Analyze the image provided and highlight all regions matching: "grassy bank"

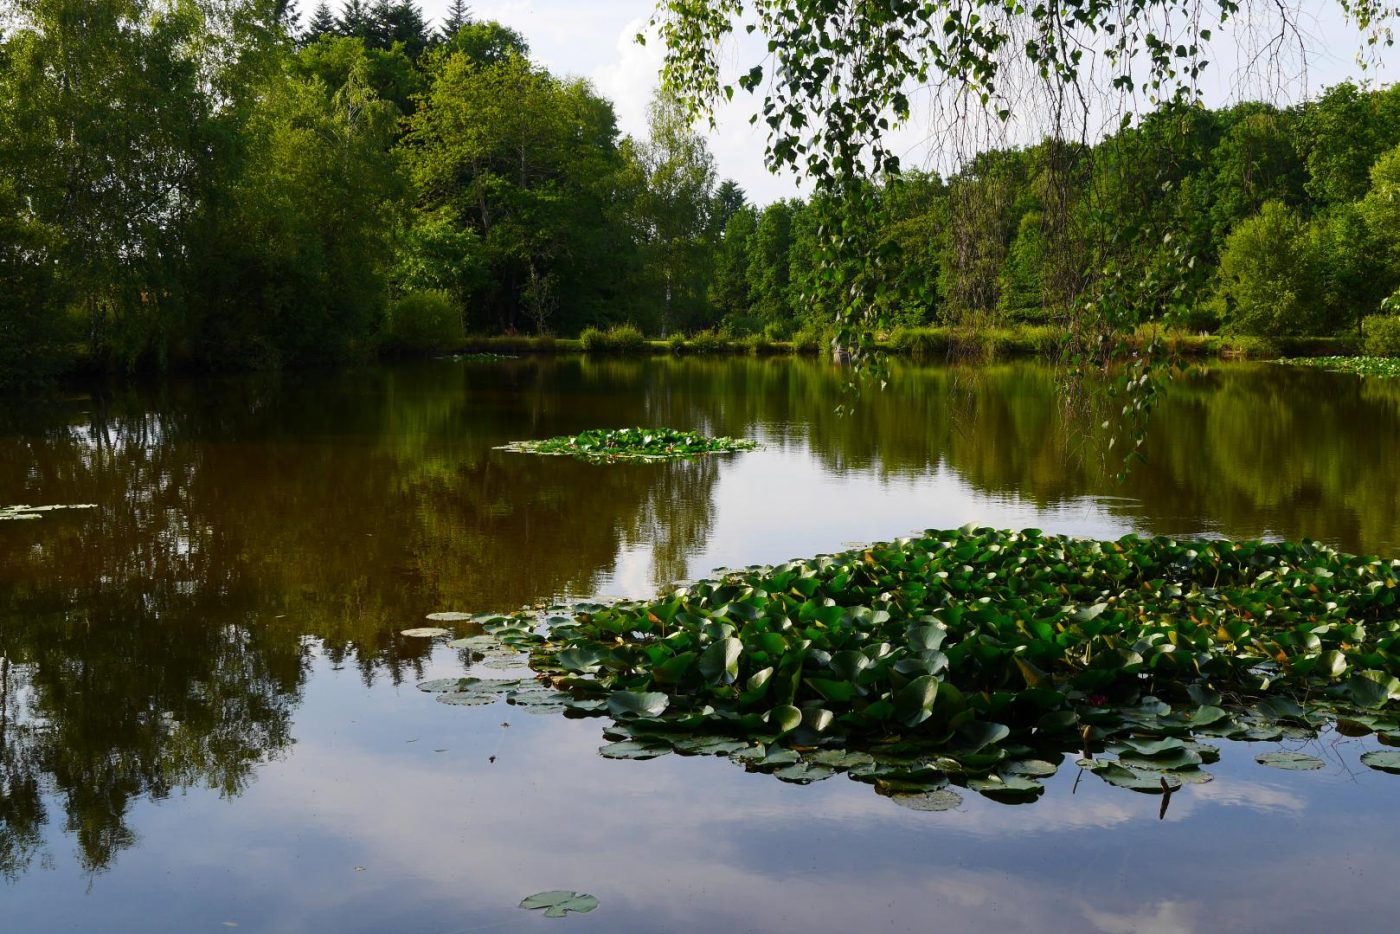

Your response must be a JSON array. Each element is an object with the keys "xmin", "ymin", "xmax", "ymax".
[{"xmin": 448, "ymin": 326, "xmax": 1363, "ymax": 362}]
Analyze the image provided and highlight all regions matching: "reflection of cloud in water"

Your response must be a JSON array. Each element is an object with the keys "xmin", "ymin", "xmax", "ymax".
[
  {"xmin": 1084, "ymin": 900, "xmax": 1197, "ymax": 934},
  {"xmin": 223, "ymin": 673, "xmax": 1318, "ymax": 933},
  {"xmin": 1185, "ymin": 777, "xmax": 1305, "ymax": 815}
]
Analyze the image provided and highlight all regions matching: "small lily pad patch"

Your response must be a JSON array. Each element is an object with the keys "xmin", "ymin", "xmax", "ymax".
[
  {"xmin": 400, "ymin": 627, "xmax": 452, "ymax": 639},
  {"xmin": 498, "ymin": 427, "xmax": 758, "ymax": 463},
  {"xmin": 1255, "ymin": 751, "xmax": 1326, "ymax": 771},
  {"xmin": 1, "ymin": 503, "xmax": 97, "ymax": 522},
  {"xmin": 1360, "ymin": 750, "xmax": 1400, "ymax": 773},
  {"xmin": 425, "ymin": 611, "xmax": 473, "ymax": 622},
  {"xmin": 519, "ymin": 891, "xmax": 598, "ymax": 918}
]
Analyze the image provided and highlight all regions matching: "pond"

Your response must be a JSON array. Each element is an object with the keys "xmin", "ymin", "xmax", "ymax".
[{"xmin": 2, "ymin": 356, "xmax": 1398, "ymax": 932}]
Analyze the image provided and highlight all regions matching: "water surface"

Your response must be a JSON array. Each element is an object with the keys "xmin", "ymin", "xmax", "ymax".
[{"xmin": 2, "ymin": 356, "xmax": 1398, "ymax": 932}]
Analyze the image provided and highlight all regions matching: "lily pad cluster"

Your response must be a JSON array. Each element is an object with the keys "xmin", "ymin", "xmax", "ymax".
[
  {"xmin": 430, "ymin": 528, "xmax": 1400, "ymax": 804},
  {"xmin": 1, "ymin": 503, "xmax": 97, "ymax": 522},
  {"xmin": 1279, "ymin": 356, "xmax": 1400, "ymax": 378},
  {"xmin": 497, "ymin": 427, "xmax": 758, "ymax": 463}
]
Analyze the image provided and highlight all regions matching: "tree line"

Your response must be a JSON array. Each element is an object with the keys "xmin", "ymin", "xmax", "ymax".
[{"xmin": 3, "ymin": 1, "xmax": 1399, "ymax": 390}]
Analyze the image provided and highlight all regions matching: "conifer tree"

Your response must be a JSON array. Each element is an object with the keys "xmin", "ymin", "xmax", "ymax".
[
  {"xmin": 438, "ymin": 0, "xmax": 470, "ymax": 43},
  {"xmin": 336, "ymin": 0, "xmax": 372, "ymax": 39},
  {"xmin": 304, "ymin": 1, "xmax": 335, "ymax": 41}
]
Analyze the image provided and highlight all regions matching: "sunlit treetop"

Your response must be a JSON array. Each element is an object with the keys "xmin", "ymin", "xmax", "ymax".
[{"xmin": 649, "ymin": 1, "xmax": 1398, "ymax": 189}]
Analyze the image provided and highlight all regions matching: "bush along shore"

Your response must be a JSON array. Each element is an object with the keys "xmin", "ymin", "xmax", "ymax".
[
  {"xmin": 419, "ymin": 527, "xmax": 1400, "ymax": 807},
  {"xmin": 448, "ymin": 326, "xmax": 1364, "ymax": 363}
]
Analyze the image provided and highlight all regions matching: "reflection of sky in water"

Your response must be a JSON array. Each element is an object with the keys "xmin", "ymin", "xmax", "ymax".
[
  {"xmin": 600, "ymin": 445, "xmax": 1146, "ymax": 599},
  {"xmin": 8, "ymin": 648, "xmax": 1400, "ymax": 933},
  {"xmin": 5, "ymin": 357, "xmax": 1400, "ymax": 931}
]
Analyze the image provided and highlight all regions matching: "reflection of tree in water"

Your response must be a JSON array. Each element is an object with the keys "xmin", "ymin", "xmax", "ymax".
[
  {"xmin": 3, "ymin": 356, "xmax": 1400, "ymax": 876},
  {"xmin": 0, "ymin": 362, "xmax": 723, "ymax": 874}
]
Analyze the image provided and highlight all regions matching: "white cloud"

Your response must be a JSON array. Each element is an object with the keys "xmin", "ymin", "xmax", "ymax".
[{"xmin": 414, "ymin": 1, "xmax": 1392, "ymax": 205}]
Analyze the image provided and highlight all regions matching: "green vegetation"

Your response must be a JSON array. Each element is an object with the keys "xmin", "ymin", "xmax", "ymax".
[
  {"xmin": 519, "ymin": 892, "xmax": 600, "ymax": 919},
  {"xmin": 381, "ymin": 290, "xmax": 463, "ymax": 355},
  {"xmin": 1363, "ymin": 316, "xmax": 1400, "ymax": 357},
  {"xmin": 499, "ymin": 428, "xmax": 758, "ymax": 463},
  {"xmin": 1279, "ymin": 356, "xmax": 1400, "ymax": 378},
  {"xmin": 4, "ymin": 3, "xmax": 1399, "ymax": 390},
  {"xmin": 431, "ymin": 527, "xmax": 1400, "ymax": 803},
  {"xmin": 578, "ymin": 325, "xmax": 647, "ymax": 355}
]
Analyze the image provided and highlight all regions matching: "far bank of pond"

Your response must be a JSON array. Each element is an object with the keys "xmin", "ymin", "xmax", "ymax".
[{"xmin": 2, "ymin": 355, "xmax": 1399, "ymax": 933}]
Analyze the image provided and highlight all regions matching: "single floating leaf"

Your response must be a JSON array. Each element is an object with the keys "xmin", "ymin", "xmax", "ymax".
[
  {"xmin": 400, "ymin": 627, "xmax": 451, "ymax": 638},
  {"xmin": 1255, "ymin": 751, "xmax": 1325, "ymax": 771},
  {"xmin": 519, "ymin": 890, "xmax": 599, "ymax": 918},
  {"xmin": 1359, "ymin": 750, "xmax": 1400, "ymax": 774}
]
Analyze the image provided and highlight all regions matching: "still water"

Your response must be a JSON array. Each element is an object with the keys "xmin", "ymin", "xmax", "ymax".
[{"xmin": 1, "ymin": 356, "xmax": 1398, "ymax": 932}]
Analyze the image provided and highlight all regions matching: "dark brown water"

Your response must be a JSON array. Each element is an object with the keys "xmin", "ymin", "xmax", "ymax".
[{"xmin": 1, "ymin": 356, "xmax": 1398, "ymax": 932}]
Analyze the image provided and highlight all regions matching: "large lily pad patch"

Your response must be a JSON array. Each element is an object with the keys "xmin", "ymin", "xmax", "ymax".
[
  {"xmin": 497, "ymin": 427, "xmax": 758, "ymax": 463},
  {"xmin": 430, "ymin": 527, "xmax": 1400, "ymax": 803}
]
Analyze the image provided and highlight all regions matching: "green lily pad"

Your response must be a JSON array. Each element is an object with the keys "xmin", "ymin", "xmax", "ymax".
[
  {"xmin": 519, "ymin": 890, "xmax": 599, "ymax": 918},
  {"xmin": 436, "ymin": 691, "xmax": 500, "ymax": 706},
  {"xmin": 886, "ymin": 788, "xmax": 963, "ymax": 811},
  {"xmin": 448, "ymin": 636, "xmax": 500, "ymax": 650},
  {"xmin": 599, "ymin": 740, "xmax": 671, "ymax": 760},
  {"xmin": 772, "ymin": 761, "xmax": 836, "ymax": 783},
  {"xmin": 1091, "ymin": 763, "xmax": 1182, "ymax": 793},
  {"xmin": 425, "ymin": 612, "xmax": 473, "ymax": 622},
  {"xmin": 607, "ymin": 691, "xmax": 669, "ymax": 719},
  {"xmin": 401, "ymin": 627, "xmax": 451, "ymax": 638},
  {"xmin": 1359, "ymin": 749, "xmax": 1400, "ymax": 774},
  {"xmin": 1002, "ymin": 758, "xmax": 1059, "ymax": 778},
  {"xmin": 417, "ymin": 678, "xmax": 479, "ymax": 693},
  {"xmin": 967, "ymin": 774, "xmax": 1045, "ymax": 802},
  {"xmin": 1255, "ymin": 751, "xmax": 1325, "ymax": 771}
]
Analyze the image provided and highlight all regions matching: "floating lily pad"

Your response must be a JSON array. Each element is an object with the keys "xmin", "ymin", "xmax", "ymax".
[
  {"xmin": 401, "ymin": 627, "xmax": 451, "ymax": 638},
  {"xmin": 436, "ymin": 691, "xmax": 500, "ymax": 706},
  {"xmin": 1359, "ymin": 750, "xmax": 1400, "ymax": 774},
  {"xmin": 425, "ymin": 612, "xmax": 473, "ymax": 622},
  {"xmin": 1255, "ymin": 751, "xmax": 1325, "ymax": 771},
  {"xmin": 599, "ymin": 740, "xmax": 671, "ymax": 760},
  {"xmin": 772, "ymin": 761, "xmax": 836, "ymax": 783},
  {"xmin": 607, "ymin": 691, "xmax": 669, "ymax": 719},
  {"xmin": 448, "ymin": 636, "xmax": 499, "ymax": 650},
  {"xmin": 499, "ymin": 427, "xmax": 758, "ymax": 463},
  {"xmin": 417, "ymin": 678, "xmax": 480, "ymax": 693},
  {"xmin": 967, "ymin": 774, "xmax": 1045, "ymax": 802},
  {"xmin": 519, "ymin": 891, "xmax": 599, "ymax": 918},
  {"xmin": 886, "ymin": 788, "xmax": 963, "ymax": 811}
]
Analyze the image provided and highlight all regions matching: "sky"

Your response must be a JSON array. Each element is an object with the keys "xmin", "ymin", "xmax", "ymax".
[{"xmin": 411, "ymin": 1, "xmax": 1395, "ymax": 205}]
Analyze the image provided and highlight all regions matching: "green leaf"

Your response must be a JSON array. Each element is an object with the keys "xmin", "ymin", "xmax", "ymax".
[
  {"xmin": 768, "ymin": 705, "xmax": 802, "ymax": 733},
  {"xmin": 1360, "ymin": 750, "xmax": 1400, "ymax": 774},
  {"xmin": 699, "ymin": 637, "xmax": 743, "ymax": 683},
  {"xmin": 894, "ymin": 675, "xmax": 939, "ymax": 727},
  {"xmin": 1255, "ymin": 751, "xmax": 1325, "ymax": 771},
  {"xmin": 607, "ymin": 691, "xmax": 670, "ymax": 719},
  {"xmin": 519, "ymin": 891, "xmax": 599, "ymax": 918}
]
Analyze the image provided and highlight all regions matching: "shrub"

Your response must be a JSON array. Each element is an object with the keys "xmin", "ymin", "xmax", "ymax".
[
  {"xmin": 744, "ymin": 333, "xmax": 776, "ymax": 355},
  {"xmin": 1215, "ymin": 201, "xmax": 1327, "ymax": 337},
  {"xmin": 382, "ymin": 290, "xmax": 463, "ymax": 355},
  {"xmin": 579, "ymin": 324, "xmax": 646, "ymax": 354},
  {"xmin": 889, "ymin": 326, "xmax": 951, "ymax": 359},
  {"xmin": 1363, "ymin": 315, "xmax": 1400, "ymax": 357},
  {"xmin": 791, "ymin": 320, "xmax": 830, "ymax": 355},
  {"xmin": 687, "ymin": 330, "xmax": 733, "ymax": 354},
  {"xmin": 667, "ymin": 332, "xmax": 687, "ymax": 354}
]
